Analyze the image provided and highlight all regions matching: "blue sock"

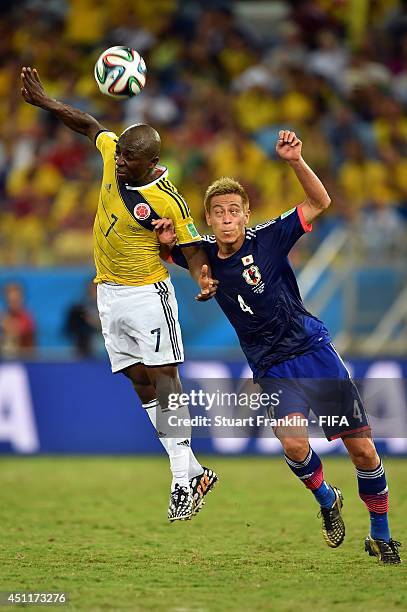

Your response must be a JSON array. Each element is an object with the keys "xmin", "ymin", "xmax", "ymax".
[
  {"xmin": 357, "ymin": 461, "xmax": 390, "ymax": 542},
  {"xmin": 370, "ymin": 512, "xmax": 391, "ymax": 542},
  {"xmin": 312, "ymin": 481, "xmax": 336, "ymax": 508},
  {"xmin": 285, "ymin": 447, "xmax": 335, "ymax": 508}
]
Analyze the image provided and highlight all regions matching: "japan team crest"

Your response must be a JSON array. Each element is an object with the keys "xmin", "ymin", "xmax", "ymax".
[
  {"xmin": 242, "ymin": 265, "xmax": 262, "ymax": 286},
  {"xmin": 133, "ymin": 203, "xmax": 151, "ymax": 220}
]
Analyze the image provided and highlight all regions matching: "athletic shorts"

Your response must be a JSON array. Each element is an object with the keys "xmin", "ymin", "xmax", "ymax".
[
  {"xmin": 256, "ymin": 343, "xmax": 370, "ymax": 441},
  {"xmin": 97, "ymin": 278, "xmax": 184, "ymax": 372}
]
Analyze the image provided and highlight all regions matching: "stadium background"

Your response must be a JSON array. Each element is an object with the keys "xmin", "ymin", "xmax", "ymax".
[
  {"xmin": 2, "ymin": 3, "xmax": 407, "ymax": 611},
  {"xmin": 0, "ymin": 0, "xmax": 406, "ymax": 456}
]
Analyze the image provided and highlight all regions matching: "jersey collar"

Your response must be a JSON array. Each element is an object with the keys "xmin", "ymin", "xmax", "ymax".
[
  {"xmin": 124, "ymin": 166, "xmax": 168, "ymax": 191},
  {"xmin": 216, "ymin": 230, "xmax": 249, "ymax": 261}
]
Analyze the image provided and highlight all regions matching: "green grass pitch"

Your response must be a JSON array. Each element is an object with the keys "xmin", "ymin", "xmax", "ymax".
[{"xmin": 1, "ymin": 456, "xmax": 406, "ymax": 611}]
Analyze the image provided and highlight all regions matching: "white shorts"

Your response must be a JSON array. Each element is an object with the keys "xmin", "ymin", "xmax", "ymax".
[{"xmin": 97, "ymin": 277, "xmax": 184, "ymax": 372}]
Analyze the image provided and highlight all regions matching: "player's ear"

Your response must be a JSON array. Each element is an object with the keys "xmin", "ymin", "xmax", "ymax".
[
  {"xmin": 205, "ymin": 209, "xmax": 212, "ymax": 226},
  {"xmin": 244, "ymin": 209, "xmax": 250, "ymax": 225},
  {"xmin": 149, "ymin": 155, "xmax": 159, "ymax": 167}
]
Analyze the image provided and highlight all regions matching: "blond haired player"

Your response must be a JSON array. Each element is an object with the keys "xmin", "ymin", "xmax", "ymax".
[
  {"xmin": 161, "ymin": 131, "xmax": 401, "ymax": 563},
  {"xmin": 21, "ymin": 66, "xmax": 218, "ymax": 521}
]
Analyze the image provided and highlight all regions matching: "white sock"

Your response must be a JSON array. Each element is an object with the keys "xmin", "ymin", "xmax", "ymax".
[
  {"xmin": 166, "ymin": 437, "xmax": 190, "ymax": 490},
  {"xmin": 143, "ymin": 399, "xmax": 202, "ymax": 487},
  {"xmin": 188, "ymin": 449, "xmax": 204, "ymax": 479}
]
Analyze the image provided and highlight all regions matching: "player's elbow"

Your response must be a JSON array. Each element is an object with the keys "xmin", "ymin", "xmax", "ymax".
[
  {"xmin": 321, "ymin": 195, "xmax": 331, "ymax": 210},
  {"xmin": 159, "ymin": 247, "xmax": 173, "ymax": 263},
  {"xmin": 310, "ymin": 195, "xmax": 331, "ymax": 212}
]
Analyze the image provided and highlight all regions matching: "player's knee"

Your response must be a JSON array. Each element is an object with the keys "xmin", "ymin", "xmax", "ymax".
[
  {"xmin": 147, "ymin": 364, "xmax": 179, "ymax": 382},
  {"xmin": 147, "ymin": 365, "xmax": 182, "ymax": 398},
  {"xmin": 154, "ymin": 366, "xmax": 181, "ymax": 388},
  {"xmin": 345, "ymin": 436, "xmax": 379, "ymax": 469},
  {"xmin": 281, "ymin": 438, "xmax": 309, "ymax": 462},
  {"xmin": 157, "ymin": 365, "xmax": 180, "ymax": 379}
]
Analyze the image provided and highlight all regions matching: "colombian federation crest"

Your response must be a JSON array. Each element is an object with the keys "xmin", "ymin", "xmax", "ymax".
[
  {"xmin": 242, "ymin": 265, "xmax": 262, "ymax": 286},
  {"xmin": 133, "ymin": 203, "xmax": 151, "ymax": 220}
]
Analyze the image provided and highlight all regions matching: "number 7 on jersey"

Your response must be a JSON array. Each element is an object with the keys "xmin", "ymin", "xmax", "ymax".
[{"xmin": 105, "ymin": 213, "xmax": 118, "ymax": 237}]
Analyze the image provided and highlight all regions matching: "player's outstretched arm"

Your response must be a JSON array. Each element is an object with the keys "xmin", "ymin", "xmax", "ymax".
[
  {"xmin": 21, "ymin": 67, "xmax": 106, "ymax": 142},
  {"xmin": 179, "ymin": 245, "xmax": 218, "ymax": 301},
  {"xmin": 153, "ymin": 218, "xmax": 218, "ymax": 301},
  {"xmin": 276, "ymin": 129, "xmax": 331, "ymax": 224}
]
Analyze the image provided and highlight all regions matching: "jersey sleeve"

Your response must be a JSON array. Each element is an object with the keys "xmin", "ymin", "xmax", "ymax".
[
  {"xmin": 95, "ymin": 130, "xmax": 118, "ymax": 160},
  {"xmin": 168, "ymin": 236, "xmax": 213, "ymax": 269},
  {"xmin": 169, "ymin": 244, "xmax": 189, "ymax": 269},
  {"xmin": 162, "ymin": 189, "xmax": 202, "ymax": 246},
  {"xmin": 255, "ymin": 206, "xmax": 312, "ymax": 255},
  {"xmin": 173, "ymin": 215, "xmax": 202, "ymax": 246}
]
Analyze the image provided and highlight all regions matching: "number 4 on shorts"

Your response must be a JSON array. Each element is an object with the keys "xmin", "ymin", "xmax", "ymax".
[{"xmin": 353, "ymin": 399, "xmax": 363, "ymax": 422}]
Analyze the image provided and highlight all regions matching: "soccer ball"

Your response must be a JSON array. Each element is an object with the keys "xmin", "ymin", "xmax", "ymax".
[{"xmin": 94, "ymin": 46, "xmax": 147, "ymax": 98}]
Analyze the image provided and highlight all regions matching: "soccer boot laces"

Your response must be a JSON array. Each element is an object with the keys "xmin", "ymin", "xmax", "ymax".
[
  {"xmin": 365, "ymin": 535, "xmax": 402, "ymax": 564},
  {"xmin": 190, "ymin": 467, "xmax": 218, "ymax": 517},
  {"xmin": 168, "ymin": 483, "xmax": 193, "ymax": 522},
  {"xmin": 319, "ymin": 486, "xmax": 345, "ymax": 548}
]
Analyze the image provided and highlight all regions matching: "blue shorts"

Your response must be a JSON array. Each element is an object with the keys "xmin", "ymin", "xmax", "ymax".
[{"xmin": 256, "ymin": 343, "xmax": 370, "ymax": 441}]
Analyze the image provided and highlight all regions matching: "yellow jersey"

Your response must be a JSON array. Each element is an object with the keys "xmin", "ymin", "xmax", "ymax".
[{"xmin": 93, "ymin": 130, "xmax": 201, "ymax": 285}]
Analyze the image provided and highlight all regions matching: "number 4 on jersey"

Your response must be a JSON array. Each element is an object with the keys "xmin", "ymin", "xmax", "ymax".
[{"xmin": 238, "ymin": 294, "xmax": 254, "ymax": 315}]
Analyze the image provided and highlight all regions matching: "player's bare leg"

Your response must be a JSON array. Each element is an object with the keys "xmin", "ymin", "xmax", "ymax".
[
  {"xmin": 146, "ymin": 364, "xmax": 219, "ymax": 519},
  {"xmin": 342, "ymin": 433, "xmax": 401, "ymax": 564},
  {"xmin": 123, "ymin": 363, "xmax": 218, "ymax": 520},
  {"xmin": 127, "ymin": 364, "xmax": 205, "ymax": 484},
  {"xmin": 123, "ymin": 363, "xmax": 193, "ymax": 520},
  {"xmin": 275, "ymin": 414, "xmax": 345, "ymax": 548}
]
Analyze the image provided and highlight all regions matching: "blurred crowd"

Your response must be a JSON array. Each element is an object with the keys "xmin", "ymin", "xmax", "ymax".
[
  {"xmin": 0, "ymin": 278, "xmax": 101, "ymax": 358},
  {"xmin": 0, "ymin": 282, "xmax": 35, "ymax": 357},
  {"xmin": 1, "ymin": 0, "xmax": 407, "ymax": 266}
]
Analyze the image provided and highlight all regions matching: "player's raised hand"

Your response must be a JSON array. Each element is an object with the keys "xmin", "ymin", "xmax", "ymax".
[
  {"xmin": 276, "ymin": 130, "xmax": 302, "ymax": 162},
  {"xmin": 196, "ymin": 264, "xmax": 218, "ymax": 301},
  {"xmin": 21, "ymin": 67, "xmax": 50, "ymax": 108},
  {"xmin": 152, "ymin": 218, "xmax": 177, "ymax": 246}
]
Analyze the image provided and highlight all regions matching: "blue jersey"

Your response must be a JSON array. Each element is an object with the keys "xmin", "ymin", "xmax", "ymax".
[{"xmin": 170, "ymin": 207, "xmax": 331, "ymax": 377}]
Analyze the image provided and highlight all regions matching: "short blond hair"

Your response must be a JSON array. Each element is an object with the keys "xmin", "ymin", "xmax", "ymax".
[{"xmin": 204, "ymin": 177, "xmax": 249, "ymax": 213}]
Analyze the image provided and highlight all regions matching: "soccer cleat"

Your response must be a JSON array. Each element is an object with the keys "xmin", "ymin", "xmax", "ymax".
[
  {"xmin": 365, "ymin": 535, "xmax": 402, "ymax": 564},
  {"xmin": 319, "ymin": 486, "xmax": 345, "ymax": 548},
  {"xmin": 168, "ymin": 484, "xmax": 193, "ymax": 522},
  {"xmin": 190, "ymin": 467, "xmax": 218, "ymax": 516}
]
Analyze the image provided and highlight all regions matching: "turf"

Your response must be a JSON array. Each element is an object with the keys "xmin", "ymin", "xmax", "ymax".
[{"xmin": 0, "ymin": 456, "xmax": 406, "ymax": 612}]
